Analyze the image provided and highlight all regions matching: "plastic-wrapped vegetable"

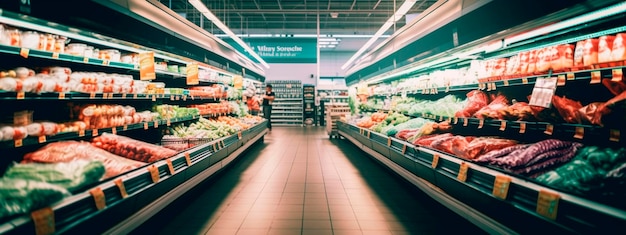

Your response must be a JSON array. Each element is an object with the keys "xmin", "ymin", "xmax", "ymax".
[
  {"xmin": 4, "ymin": 160, "xmax": 105, "ymax": 192},
  {"xmin": 384, "ymin": 117, "xmax": 431, "ymax": 136},
  {"xmin": 0, "ymin": 178, "xmax": 70, "ymax": 220},
  {"xmin": 535, "ymin": 160, "xmax": 602, "ymax": 194},
  {"xmin": 23, "ymin": 141, "xmax": 145, "ymax": 178},
  {"xmin": 92, "ymin": 133, "xmax": 177, "ymax": 163},
  {"xmin": 455, "ymin": 90, "xmax": 489, "ymax": 117}
]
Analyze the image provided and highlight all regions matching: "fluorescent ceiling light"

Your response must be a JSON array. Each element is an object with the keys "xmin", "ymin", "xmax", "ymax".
[
  {"xmin": 188, "ymin": 0, "xmax": 270, "ymax": 69},
  {"xmin": 506, "ymin": 1, "xmax": 626, "ymax": 45},
  {"xmin": 341, "ymin": 0, "xmax": 417, "ymax": 70},
  {"xmin": 214, "ymin": 34, "xmax": 390, "ymax": 39}
]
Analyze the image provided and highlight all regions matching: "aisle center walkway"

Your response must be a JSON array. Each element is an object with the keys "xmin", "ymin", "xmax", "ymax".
[{"xmin": 135, "ymin": 127, "xmax": 484, "ymax": 235}]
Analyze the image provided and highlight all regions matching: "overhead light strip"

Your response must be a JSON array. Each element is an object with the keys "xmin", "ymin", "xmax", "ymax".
[
  {"xmin": 213, "ymin": 34, "xmax": 391, "ymax": 38},
  {"xmin": 341, "ymin": 0, "xmax": 417, "ymax": 70},
  {"xmin": 188, "ymin": 0, "xmax": 270, "ymax": 69},
  {"xmin": 505, "ymin": 1, "xmax": 626, "ymax": 45}
]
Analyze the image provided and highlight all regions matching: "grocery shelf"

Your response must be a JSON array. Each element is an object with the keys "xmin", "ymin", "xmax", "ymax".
[
  {"xmin": 0, "ymin": 121, "xmax": 268, "ymax": 235},
  {"xmin": 0, "ymin": 91, "xmax": 221, "ymax": 102},
  {"xmin": 271, "ymin": 106, "xmax": 303, "ymax": 110},
  {"xmin": 337, "ymin": 122, "xmax": 626, "ymax": 234},
  {"xmin": 0, "ymin": 116, "xmax": 199, "ymax": 149},
  {"xmin": 369, "ymin": 66, "xmax": 624, "ymax": 98},
  {"xmin": 0, "ymin": 44, "xmax": 190, "ymax": 78},
  {"xmin": 274, "ymin": 98, "xmax": 303, "ymax": 101},
  {"xmin": 270, "ymin": 115, "xmax": 303, "ymax": 119},
  {"xmin": 270, "ymin": 111, "xmax": 302, "ymax": 114}
]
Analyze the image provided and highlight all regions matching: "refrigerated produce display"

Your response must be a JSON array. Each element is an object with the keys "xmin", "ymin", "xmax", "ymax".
[
  {"xmin": 338, "ymin": 0, "xmax": 626, "ymax": 234},
  {"xmin": 0, "ymin": 1, "xmax": 268, "ymax": 234}
]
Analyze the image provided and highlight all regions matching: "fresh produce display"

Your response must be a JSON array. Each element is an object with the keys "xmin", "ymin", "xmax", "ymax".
[
  {"xmin": 0, "ymin": 178, "xmax": 70, "ymax": 220},
  {"xmin": 0, "ymin": 125, "xmax": 28, "ymax": 141},
  {"xmin": 188, "ymin": 85, "xmax": 226, "ymax": 98},
  {"xmin": 92, "ymin": 133, "xmax": 178, "ymax": 163},
  {"xmin": 455, "ymin": 90, "xmax": 490, "ymax": 118},
  {"xmin": 382, "ymin": 117, "xmax": 430, "ymax": 137},
  {"xmin": 154, "ymin": 105, "xmax": 199, "ymax": 120},
  {"xmin": 4, "ymin": 160, "xmax": 105, "ymax": 192},
  {"xmin": 73, "ymin": 104, "xmax": 157, "ymax": 129},
  {"xmin": 536, "ymin": 146, "xmax": 626, "ymax": 194},
  {"xmin": 23, "ymin": 141, "xmax": 145, "ymax": 178},
  {"xmin": 474, "ymin": 139, "xmax": 582, "ymax": 176},
  {"xmin": 397, "ymin": 95, "xmax": 467, "ymax": 117},
  {"xmin": 162, "ymin": 116, "xmax": 263, "ymax": 150},
  {"xmin": 188, "ymin": 101, "xmax": 234, "ymax": 116}
]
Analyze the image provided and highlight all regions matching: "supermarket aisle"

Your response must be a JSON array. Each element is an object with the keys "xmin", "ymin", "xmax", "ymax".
[{"xmin": 134, "ymin": 127, "xmax": 485, "ymax": 235}]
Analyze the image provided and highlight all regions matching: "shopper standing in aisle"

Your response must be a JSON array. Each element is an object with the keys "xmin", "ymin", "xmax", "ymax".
[{"xmin": 262, "ymin": 84, "xmax": 275, "ymax": 132}]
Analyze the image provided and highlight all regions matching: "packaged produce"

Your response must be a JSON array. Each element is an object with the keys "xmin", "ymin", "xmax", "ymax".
[
  {"xmin": 552, "ymin": 95, "xmax": 583, "ymax": 123},
  {"xmin": 0, "ymin": 126, "xmax": 28, "ymax": 141},
  {"xmin": 583, "ymin": 38, "xmax": 599, "ymax": 67},
  {"xmin": 4, "ymin": 160, "xmax": 105, "ymax": 192},
  {"xmin": 383, "ymin": 117, "xmax": 431, "ymax": 136},
  {"xmin": 23, "ymin": 141, "xmax": 145, "ymax": 178},
  {"xmin": 473, "ymin": 93, "xmax": 510, "ymax": 119},
  {"xmin": 598, "ymin": 35, "xmax": 615, "ymax": 64},
  {"xmin": 455, "ymin": 90, "xmax": 489, "ymax": 117},
  {"xmin": 0, "ymin": 178, "xmax": 70, "ymax": 220},
  {"xmin": 611, "ymin": 33, "xmax": 626, "ymax": 62},
  {"xmin": 92, "ymin": 133, "xmax": 177, "ymax": 163},
  {"xmin": 602, "ymin": 78, "xmax": 626, "ymax": 96},
  {"xmin": 535, "ymin": 47, "xmax": 552, "ymax": 73},
  {"xmin": 412, "ymin": 133, "xmax": 453, "ymax": 147},
  {"xmin": 25, "ymin": 122, "xmax": 59, "ymax": 137},
  {"xmin": 459, "ymin": 138, "xmax": 519, "ymax": 160},
  {"xmin": 550, "ymin": 44, "xmax": 575, "ymax": 71},
  {"xmin": 527, "ymin": 50, "xmax": 538, "ymax": 74},
  {"xmin": 503, "ymin": 101, "xmax": 533, "ymax": 120}
]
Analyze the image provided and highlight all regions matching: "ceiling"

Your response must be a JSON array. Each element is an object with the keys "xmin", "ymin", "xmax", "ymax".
[{"xmin": 158, "ymin": 0, "xmax": 438, "ymax": 51}]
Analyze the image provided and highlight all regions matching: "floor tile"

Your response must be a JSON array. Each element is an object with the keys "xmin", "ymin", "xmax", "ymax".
[
  {"xmin": 302, "ymin": 211, "xmax": 331, "ymax": 220},
  {"xmin": 236, "ymin": 228, "xmax": 269, "ymax": 235},
  {"xmin": 273, "ymin": 211, "xmax": 304, "ymax": 220},
  {"xmin": 204, "ymin": 228, "xmax": 238, "ymax": 235},
  {"xmin": 331, "ymin": 219, "xmax": 361, "ymax": 230},
  {"xmin": 332, "ymin": 230, "xmax": 364, "ymax": 235},
  {"xmin": 267, "ymin": 229, "xmax": 302, "ymax": 235},
  {"xmin": 209, "ymin": 219, "xmax": 243, "ymax": 229},
  {"xmin": 302, "ymin": 220, "xmax": 332, "ymax": 229},
  {"xmin": 240, "ymin": 219, "xmax": 273, "ymax": 229},
  {"xmin": 270, "ymin": 219, "xmax": 302, "ymax": 229}
]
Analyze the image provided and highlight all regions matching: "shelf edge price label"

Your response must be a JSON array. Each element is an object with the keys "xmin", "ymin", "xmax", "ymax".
[
  {"xmin": 148, "ymin": 165, "xmax": 160, "ymax": 183},
  {"xmin": 38, "ymin": 135, "xmax": 46, "ymax": 143},
  {"xmin": 492, "ymin": 175, "xmax": 512, "ymax": 200},
  {"xmin": 83, "ymin": 57, "xmax": 89, "ymax": 63},
  {"xmin": 58, "ymin": 92, "xmax": 65, "ymax": 99},
  {"xmin": 154, "ymin": 120, "xmax": 159, "ymax": 128},
  {"xmin": 366, "ymin": 130, "xmax": 371, "ymax": 138},
  {"xmin": 31, "ymin": 207, "xmax": 55, "ymax": 235},
  {"xmin": 609, "ymin": 129, "xmax": 620, "ymax": 142},
  {"xmin": 573, "ymin": 126, "xmax": 585, "ymax": 139},
  {"xmin": 387, "ymin": 137, "xmax": 392, "ymax": 147},
  {"xmin": 151, "ymin": 95, "xmax": 157, "ymax": 102},
  {"xmin": 78, "ymin": 129, "xmax": 85, "ymax": 137},
  {"xmin": 92, "ymin": 129, "xmax": 98, "ymax": 137},
  {"xmin": 519, "ymin": 122, "xmax": 527, "ymax": 134},
  {"xmin": 238, "ymin": 131, "xmax": 242, "ymax": 139},
  {"xmin": 166, "ymin": 159, "xmax": 175, "ymax": 175},
  {"xmin": 14, "ymin": 139, "xmax": 23, "ymax": 147},
  {"xmin": 590, "ymin": 71, "xmax": 602, "ymax": 84},
  {"xmin": 492, "ymin": 82, "xmax": 497, "ymax": 90},
  {"xmin": 123, "ymin": 125, "xmax": 128, "ymax": 131},
  {"xmin": 499, "ymin": 120, "xmax": 507, "ymax": 131},
  {"xmin": 566, "ymin": 73, "xmax": 575, "ymax": 80},
  {"xmin": 114, "ymin": 178, "xmax": 128, "ymax": 198},
  {"xmin": 111, "ymin": 127, "xmax": 117, "ymax": 135},
  {"xmin": 457, "ymin": 162, "xmax": 469, "ymax": 182},
  {"xmin": 133, "ymin": 93, "xmax": 138, "ymax": 99},
  {"xmin": 89, "ymin": 187, "xmax": 107, "ymax": 210},
  {"xmin": 102, "ymin": 59, "xmax": 110, "ymax": 66},
  {"xmin": 121, "ymin": 93, "xmax": 127, "ymax": 99},
  {"xmin": 503, "ymin": 80, "xmax": 509, "ymax": 86},
  {"xmin": 402, "ymin": 144, "xmax": 407, "ymax": 154},
  {"xmin": 445, "ymin": 86, "xmax": 450, "ymax": 93},
  {"xmin": 544, "ymin": 124, "xmax": 554, "ymax": 135},
  {"xmin": 89, "ymin": 92, "xmax": 95, "ymax": 99},
  {"xmin": 185, "ymin": 152, "xmax": 192, "ymax": 166},
  {"xmin": 20, "ymin": 48, "xmax": 29, "ymax": 58},
  {"xmin": 432, "ymin": 154, "xmax": 439, "ymax": 168},
  {"xmin": 536, "ymin": 190, "xmax": 560, "ymax": 220},
  {"xmin": 52, "ymin": 52, "xmax": 59, "ymax": 59},
  {"xmin": 166, "ymin": 119, "xmax": 171, "ymax": 126},
  {"xmin": 139, "ymin": 51, "xmax": 156, "ymax": 80},
  {"xmin": 477, "ymin": 119, "xmax": 484, "ymax": 129},
  {"xmin": 612, "ymin": 69, "xmax": 623, "ymax": 82},
  {"xmin": 144, "ymin": 122, "xmax": 149, "ymax": 130},
  {"xmin": 463, "ymin": 118, "xmax": 468, "ymax": 127},
  {"xmin": 522, "ymin": 77, "xmax": 529, "ymax": 84},
  {"xmin": 17, "ymin": 91, "xmax": 25, "ymax": 100},
  {"xmin": 557, "ymin": 75, "xmax": 566, "ymax": 86},
  {"xmin": 453, "ymin": 117, "xmax": 458, "ymax": 124}
]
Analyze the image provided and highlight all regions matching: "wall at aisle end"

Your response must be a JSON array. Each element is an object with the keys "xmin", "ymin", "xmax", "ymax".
[{"xmin": 264, "ymin": 63, "xmax": 317, "ymax": 84}]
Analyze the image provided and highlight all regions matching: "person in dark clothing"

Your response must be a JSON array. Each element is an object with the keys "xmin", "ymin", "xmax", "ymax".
[{"xmin": 262, "ymin": 84, "xmax": 275, "ymax": 131}]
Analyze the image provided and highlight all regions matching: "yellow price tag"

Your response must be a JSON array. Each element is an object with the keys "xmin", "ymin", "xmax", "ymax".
[
  {"xmin": 402, "ymin": 144, "xmax": 407, "ymax": 154},
  {"xmin": 148, "ymin": 165, "xmax": 160, "ymax": 183},
  {"xmin": 557, "ymin": 75, "xmax": 566, "ymax": 86},
  {"xmin": 457, "ymin": 162, "xmax": 469, "ymax": 182},
  {"xmin": 166, "ymin": 119, "xmax": 171, "ymax": 126},
  {"xmin": 238, "ymin": 131, "xmax": 242, "ymax": 139},
  {"xmin": 52, "ymin": 52, "xmax": 59, "ymax": 59},
  {"xmin": 114, "ymin": 178, "xmax": 128, "ymax": 198},
  {"xmin": 122, "ymin": 93, "xmax": 127, "ymax": 99},
  {"xmin": 92, "ymin": 129, "xmax": 99, "ymax": 137},
  {"xmin": 499, "ymin": 121, "xmax": 507, "ymax": 131},
  {"xmin": 152, "ymin": 95, "xmax": 157, "ymax": 102},
  {"xmin": 14, "ymin": 139, "xmax": 23, "ymax": 147},
  {"xmin": 83, "ymin": 57, "xmax": 89, "ymax": 63},
  {"xmin": 185, "ymin": 152, "xmax": 192, "ymax": 166},
  {"xmin": 387, "ymin": 137, "xmax": 392, "ymax": 147},
  {"xmin": 111, "ymin": 127, "xmax": 117, "ymax": 135},
  {"xmin": 123, "ymin": 125, "xmax": 128, "ymax": 131},
  {"xmin": 609, "ymin": 129, "xmax": 620, "ymax": 142},
  {"xmin": 566, "ymin": 73, "xmax": 575, "ymax": 80},
  {"xmin": 58, "ymin": 92, "xmax": 65, "ymax": 99},
  {"xmin": 102, "ymin": 59, "xmax": 110, "ymax": 66},
  {"xmin": 544, "ymin": 124, "xmax": 554, "ymax": 135},
  {"xmin": 432, "ymin": 154, "xmax": 439, "ymax": 168},
  {"xmin": 38, "ymin": 135, "xmax": 46, "ymax": 143},
  {"xmin": 154, "ymin": 120, "xmax": 159, "ymax": 128},
  {"xmin": 89, "ymin": 92, "xmax": 96, "ymax": 99},
  {"xmin": 20, "ymin": 48, "xmax": 30, "ymax": 58},
  {"xmin": 453, "ymin": 117, "xmax": 458, "ymax": 124},
  {"xmin": 166, "ymin": 159, "xmax": 175, "ymax": 175},
  {"xmin": 478, "ymin": 119, "xmax": 484, "ymax": 129},
  {"xmin": 144, "ymin": 122, "xmax": 149, "ymax": 130},
  {"xmin": 31, "ymin": 207, "xmax": 55, "ymax": 235},
  {"xmin": 17, "ymin": 91, "xmax": 25, "ymax": 100},
  {"xmin": 492, "ymin": 175, "xmax": 512, "ymax": 200},
  {"xmin": 503, "ymin": 80, "xmax": 509, "ymax": 86},
  {"xmin": 463, "ymin": 118, "xmax": 469, "ymax": 127},
  {"xmin": 590, "ymin": 71, "xmax": 601, "ymax": 84},
  {"xmin": 519, "ymin": 122, "xmax": 527, "ymax": 134},
  {"xmin": 522, "ymin": 77, "xmax": 529, "ymax": 84},
  {"xmin": 536, "ymin": 190, "xmax": 560, "ymax": 220},
  {"xmin": 79, "ymin": 130, "xmax": 85, "ymax": 137},
  {"xmin": 612, "ymin": 69, "xmax": 623, "ymax": 82},
  {"xmin": 89, "ymin": 187, "xmax": 107, "ymax": 210},
  {"xmin": 573, "ymin": 126, "xmax": 585, "ymax": 139}
]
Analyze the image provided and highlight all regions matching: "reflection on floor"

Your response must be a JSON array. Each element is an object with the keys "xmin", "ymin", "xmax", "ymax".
[{"xmin": 132, "ymin": 126, "xmax": 486, "ymax": 235}]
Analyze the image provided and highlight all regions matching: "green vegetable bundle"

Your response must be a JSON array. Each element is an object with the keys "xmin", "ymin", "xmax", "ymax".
[
  {"xmin": 4, "ymin": 160, "xmax": 106, "ymax": 192},
  {"xmin": 0, "ymin": 178, "xmax": 70, "ymax": 219},
  {"xmin": 384, "ymin": 118, "xmax": 432, "ymax": 136}
]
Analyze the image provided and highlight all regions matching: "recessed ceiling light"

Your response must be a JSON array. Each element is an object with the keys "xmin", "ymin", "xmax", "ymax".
[{"xmin": 330, "ymin": 13, "xmax": 339, "ymax": 18}]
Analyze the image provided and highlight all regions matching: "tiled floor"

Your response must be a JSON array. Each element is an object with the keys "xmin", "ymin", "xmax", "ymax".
[{"xmin": 133, "ymin": 127, "xmax": 485, "ymax": 235}]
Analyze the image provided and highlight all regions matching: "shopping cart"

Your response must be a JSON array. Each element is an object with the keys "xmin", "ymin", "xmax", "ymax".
[{"xmin": 325, "ymin": 103, "xmax": 350, "ymax": 139}]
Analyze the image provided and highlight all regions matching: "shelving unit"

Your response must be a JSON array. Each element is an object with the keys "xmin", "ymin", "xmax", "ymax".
[
  {"xmin": 0, "ymin": 2, "xmax": 266, "ymax": 234},
  {"xmin": 266, "ymin": 80, "xmax": 303, "ymax": 126}
]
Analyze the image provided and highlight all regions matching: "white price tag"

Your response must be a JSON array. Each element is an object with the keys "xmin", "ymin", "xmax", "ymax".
[{"xmin": 529, "ymin": 77, "xmax": 558, "ymax": 108}]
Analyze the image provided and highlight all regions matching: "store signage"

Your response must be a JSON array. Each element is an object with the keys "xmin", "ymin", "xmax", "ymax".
[
  {"xmin": 224, "ymin": 38, "xmax": 317, "ymax": 63},
  {"xmin": 139, "ymin": 52, "xmax": 156, "ymax": 80}
]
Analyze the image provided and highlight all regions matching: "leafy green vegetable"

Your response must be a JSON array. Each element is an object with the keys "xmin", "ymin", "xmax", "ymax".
[
  {"xmin": 4, "ymin": 160, "xmax": 105, "ymax": 192},
  {"xmin": 0, "ymin": 178, "xmax": 71, "ymax": 219}
]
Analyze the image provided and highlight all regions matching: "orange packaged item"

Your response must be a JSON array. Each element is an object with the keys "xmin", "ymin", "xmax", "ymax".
[
  {"xmin": 582, "ymin": 38, "xmax": 599, "ymax": 67},
  {"xmin": 518, "ymin": 51, "xmax": 529, "ymax": 75},
  {"xmin": 92, "ymin": 133, "xmax": 178, "ymax": 163},
  {"xmin": 598, "ymin": 35, "xmax": 616, "ymax": 64},
  {"xmin": 611, "ymin": 33, "xmax": 626, "ymax": 62},
  {"xmin": 550, "ymin": 44, "xmax": 574, "ymax": 71},
  {"xmin": 573, "ymin": 40, "xmax": 585, "ymax": 68},
  {"xmin": 527, "ymin": 50, "xmax": 538, "ymax": 74},
  {"xmin": 535, "ymin": 47, "xmax": 551, "ymax": 73}
]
